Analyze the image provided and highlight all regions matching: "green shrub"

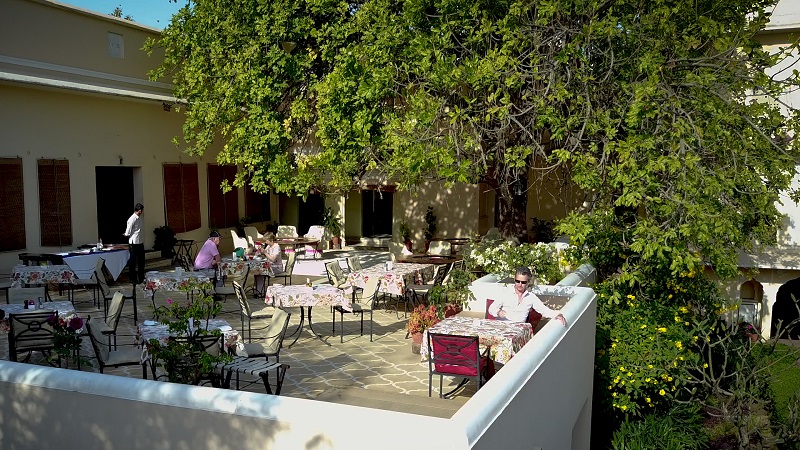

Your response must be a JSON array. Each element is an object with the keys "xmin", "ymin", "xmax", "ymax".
[{"xmin": 611, "ymin": 404, "xmax": 708, "ymax": 450}]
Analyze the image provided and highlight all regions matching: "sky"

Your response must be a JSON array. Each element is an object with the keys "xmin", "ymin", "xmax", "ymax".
[{"xmin": 58, "ymin": 0, "xmax": 184, "ymax": 29}]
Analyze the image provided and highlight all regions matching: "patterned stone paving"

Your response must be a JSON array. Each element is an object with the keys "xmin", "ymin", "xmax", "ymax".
[{"xmin": 1, "ymin": 252, "xmax": 476, "ymax": 416}]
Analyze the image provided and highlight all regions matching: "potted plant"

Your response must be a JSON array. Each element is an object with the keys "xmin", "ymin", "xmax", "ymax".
[
  {"xmin": 423, "ymin": 206, "xmax": 437, "ymax": 251},
  {"xmin": 322, "ymin": 207, "xmax": 343, "ymax": 249},
  {"xmin": 48, "ymin": 313, "xmax": 86, "ymax": 368},
  {"xmin": 428, "ymin": 268, "xmax": 476, "ymax": 317},
  {"xmin": 406, "ymin": 304, "xmax": 440, "ymax": 354},
  {"xmin": 153, "ymin": 226, "xmax": 177, "ymax": 258},
  {"xmin": 399, "ymin": 220, "xmax": 412, "ymax": 252},
  {"xmin": 146, "ymin": 280, "xmax": 232, "ymax": 384}
]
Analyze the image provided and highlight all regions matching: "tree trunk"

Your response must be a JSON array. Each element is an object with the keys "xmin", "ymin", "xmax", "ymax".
[{"xmin": 496, "ymin": 179, "xmax": 529, "ymax": 243}]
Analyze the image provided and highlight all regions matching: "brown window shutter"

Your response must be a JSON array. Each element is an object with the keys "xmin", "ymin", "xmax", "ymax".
[
  {"xmin": 0, "ymin": 158, "xmax": 26, "ymax": 251},
  {"xmin": 38, "ymin": 159, "xmax": 72, "ymax": 247},
  {"xmin": 163, "ymin": 163, "xmax": 185, "ymax": 233},
  {"xmin": 182, "ymin": 163, "xmax": 201, "ymax": 232},
  {"xmin": 245, "ymin": 183, "xmax": 270, "ymax": 222},
  {"xmin": 207, "ymin": 164, "xmax": 239, "ymax": 229}
]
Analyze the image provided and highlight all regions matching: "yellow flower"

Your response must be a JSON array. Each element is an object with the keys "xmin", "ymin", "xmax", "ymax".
[
  {"xmin": 679, "ymin": 306, "xmax": 688, "ymax": 313},
  {"xmin": 612, "ymin": 343, "xmax": 617, "ymax": 348},
  {"xmin": 684, "ymin": 322, "xmax": 690, "ymax": 326},
  {"xmin": 646, "ymin": 397, "xmax": 651, "ymax": 403},
  {"xmin": 668, "ymin": 294, "xmax": 673, "ymax": 299},
  {"xmin": 659, "ymin": 389, "xmax": 666, "ymax": 395},
  {"xmin": 675, "ymin": 316, "xmax": 681, "ymax": 323},
  {"xmin": 667, "ymin": 376, "xmax": 673, "ymax": 382},
  {"xmin": 612, "ymin": 392, "xmax": 617, "ymax": 397},
  {"xmin": 648, "ymin": 364, "xmax": 653, "ymax": 369},
  {"xmin": 675, "ymin": 341, "xmax": 683, "ymax": 349},
  {"xmin": 693, "ymin": 336, "xmax": 698, "ymax": 342},
  {"xmin": 621, "ymin": 405, "xmax": 628, "ymax": 411},
  {"xmin": 657, "ymin": 327, "xmax": 667, "ymax": 333},
  {"xmin": 620, "ymin": 380, "xmax": 625, "ymax": 386},
  {"xmin": 619, "ymin": 366, "xmax": 626, "ymax": 372},
  {"xmin": 640, "ymin": 324, "xmax": 647, "ymax": 329},
  {"xmin": 645, "ymin": 378, "xmax": 651, "ymax": 382},
  {"xmin": 628, "ymin": 372, "xmax": 633, "ymax": 377},
  {"xmin": 703, "ymin": 363, "xmax": 709, "ymax": 369}
]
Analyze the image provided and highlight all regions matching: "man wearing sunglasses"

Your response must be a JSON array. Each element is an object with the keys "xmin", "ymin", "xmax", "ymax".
[{"xmin": 487, "ymin": 266, "xmax": 567, "ymax": 327}]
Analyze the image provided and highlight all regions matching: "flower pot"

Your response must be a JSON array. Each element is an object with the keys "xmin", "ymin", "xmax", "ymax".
[
  {"xmin": 331, "ymin": 236, "xmax": 341, "ymax": 250},
  {"xmin": 411, "ymin": 332, "xmax": 423, "ymax": 354},
  {"xmin": 404, "ymin": 239, "xmax": 413, "ymax": 252},
  {"xmin": 746, "ymin": 332, "xmax": 759, "ymax": 343}
]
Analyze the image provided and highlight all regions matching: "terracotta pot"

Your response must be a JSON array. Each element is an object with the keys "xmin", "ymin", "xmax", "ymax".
[
  {"xmin": 331, "ymin": 236, "xmax": 341, "ymax": 250},
  {"xmin": 404, "ymin": 239, "xmax": 413, "ymax": 252},
  {"xmin": 411, "ymin": 332, "xmax": 423, "ymax": 354},
  {"xmin": 746, "ymin": 333, "xmax": 759, "ymax": 343}
]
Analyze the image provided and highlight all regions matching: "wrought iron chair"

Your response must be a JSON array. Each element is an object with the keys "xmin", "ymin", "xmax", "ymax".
[
  {"xmin": 87, "ymin": 291, "xmax": 125, "ymax": 350},
  {"xmin": 271, "ymin": 252, "xmax": 296, "ymax": 285},
  {"xmin": 346, "ymin": 256, "xmax": 364, "ymax": 272},
  {"xmin": 86, "ymin": 320, "xmax": 147, "ymax": 378},
  {"xmin": 325, "ymin": 260, "xmax": 348, "ymax": 288},
  {"xmin": 8, "ymin": 286, "xmax": 47, "ymax": 304},
  {"xmin": 234, "ymin": 281, "xmax": 274, "ymax": 342},
  {"xmin": 427, "ymin": 332, "xmax": 490, "ymax": 398},
  {"xmin": 237, "ymin": 307, "xmax": 291, "ymax": 361},
  {"xmin": 332, "ymin": 276, "xmax": 379, "ymax": 343},
  {"xmin": 8, "ymin": 310, "xmax": 56, "ymax": 363}
]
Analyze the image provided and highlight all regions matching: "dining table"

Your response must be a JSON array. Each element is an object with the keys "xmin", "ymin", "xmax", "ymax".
[
  {"xmin": 57, "ymin": 248, "xmax": 130, "ymax": 280},
  {"xmin": 0, "ymin": 301, "xmax": 77, "ymax": 335},
  {"xmin": 276, "ymin": 237, "xmax": 321, "ymax": 259},
  {"xmin": 265, "ymin": 284, "xmax": 353, "ymax": 347},
  {"xmin": 219, "ymin": 257, "xmax": 275, "ymax": 278},
  {"xmin": 346, "ymin": 262, "xmax": 435, "ymax": 296},
  {"xmin": 141, "ymin": 270, "xmax": 214, "ymax": 299},
  {"xmin": 11, "ymin": 264, "xmax": 77, "ymax": 289},
  {"xmin": 420, "ymin": 316, "xmax": 533, "ymax": 365},
  {"xmin": 137, "ymin": 318, "xmax": 244, "ymax": 377}
]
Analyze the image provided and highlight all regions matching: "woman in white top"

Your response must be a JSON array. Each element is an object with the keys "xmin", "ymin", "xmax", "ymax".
[{"xmin": 262, "ymin": 232, "xmax": 284, "ymax": 274}]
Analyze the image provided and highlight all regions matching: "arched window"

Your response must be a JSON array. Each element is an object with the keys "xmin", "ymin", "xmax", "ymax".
[{"xmin": 738, "ymin": 280, "xmax": 763, "ymax": 326}]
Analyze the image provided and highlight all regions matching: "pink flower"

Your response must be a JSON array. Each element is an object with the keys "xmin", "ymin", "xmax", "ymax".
[
  {"xmin": 166, "ymin": 298, "xmax": 173, "ymax": 304},
  {"xmin": 68, "ymin": 316, "xmax": 84, "ymax": 331}
]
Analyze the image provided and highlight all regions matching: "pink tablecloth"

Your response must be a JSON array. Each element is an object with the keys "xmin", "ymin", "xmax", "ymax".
[
  {"xmin": 420, "ymin": 316, "xmax": 532, "ymax": 365},
  {"xmin": 347, "ymin": 263, "xmax": 434, "ymax": 296},
  {"xmin": 266, "ymin": 284, "xmax": 353, "ymax": 312},
  {"xmin": 11, "ymin": 265, "xmax": 77, "ymax": 288}
]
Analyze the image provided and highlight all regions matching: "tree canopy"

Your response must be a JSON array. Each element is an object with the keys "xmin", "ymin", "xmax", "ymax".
[{"xmin": 148, "ymin": 0, "xmax": 800, "ymax": 280}]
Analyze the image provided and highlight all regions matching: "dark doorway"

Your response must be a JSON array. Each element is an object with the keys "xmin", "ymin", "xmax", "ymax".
[
  {"xmin": 772, "ymin": 277, "xmax": 800, "ymax": 339},
  {"xmin": 96, "ymin": 167, "xmax": 134, "ymax": 245},
  {"xmin": 298, "ymin": 194, "xmax": 325, "ymax": 236},
  {"xmin": 362, "ymin": 190, "xmax": 393, "ymax": 237}
]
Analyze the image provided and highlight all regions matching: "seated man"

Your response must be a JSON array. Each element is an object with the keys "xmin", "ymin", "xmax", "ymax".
[
  {"xmin": 488, "ymin": 266, "xmax": 567, "ymax": 327},
  {"xmin": 194, "ymin": 231, "xmax": 222, "ymax": 270}
]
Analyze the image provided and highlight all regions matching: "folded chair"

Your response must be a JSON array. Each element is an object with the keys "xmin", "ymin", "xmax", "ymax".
[
  {"xmin": 333, "ymin": 276, "xmax": 379, "ymax": 343},
  {"xmin": 86, "ymin": 320, "xmax": 148, "ymax": 378},
  {"xmin": 427, "ymin": 333, "xmax": 490, "ymax": 398}
]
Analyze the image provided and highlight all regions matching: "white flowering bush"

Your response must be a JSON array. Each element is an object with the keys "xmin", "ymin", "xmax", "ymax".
[{"xmin": 465, "ymin": 240, "xmax": 564, "ymax": 284}]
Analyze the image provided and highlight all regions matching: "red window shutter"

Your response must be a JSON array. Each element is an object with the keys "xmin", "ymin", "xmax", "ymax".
[
  {"xmin": 0, "ymin": 158, "xmax": 26, "ymax": 251},
  {"xmin": 163, "ymin": 163, "xmax": 185, "ymax": 233},
  {"xmin": 181, "ymin": 164, "xmax": 201, "ymax": 231}
]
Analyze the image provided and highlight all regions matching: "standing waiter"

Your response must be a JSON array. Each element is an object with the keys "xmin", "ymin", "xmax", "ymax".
[{"xmin": 124, "ymin": 203, "xmax": 145, "ymax": 284}]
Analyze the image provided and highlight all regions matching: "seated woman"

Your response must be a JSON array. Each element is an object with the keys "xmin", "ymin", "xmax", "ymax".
[{"xmin": 262, "ymin": 232, "xmax": 285, "ymax": 274}]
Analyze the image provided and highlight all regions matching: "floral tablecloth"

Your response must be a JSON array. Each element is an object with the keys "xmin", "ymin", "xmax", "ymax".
[
  {"xmin": 347, "ymin": 263, "xmax": 435, "ymax": 296},
  {"xmin": 142, "ymin": 270, "xmax": 213, "ymax": 296},
  {"xmin": 219, "ymin": 258, "xmax": 275, "ymax": 277},
  {"xmin": 11, "ymin": 265, "xmax": 77, "ymax": 288},
  {"xmin": 137, "ymin": 318, "xmax": 243, "ymax": 362},
  {"xmin": 0, "ymin": 301, "xmax": 77, "ymax": 334},
  {"xmin": 420, "ymin": 316, "xmax": 532, "ymax": 365},
  {"xmin": 266, "ymin": 284, "xmax": 353, "ymax": 312}
]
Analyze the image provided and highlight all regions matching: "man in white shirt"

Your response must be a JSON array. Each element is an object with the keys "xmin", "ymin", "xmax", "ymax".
[
  {"xmin": 488, "ymin": 266, "xmax": 567, "ymax": 326},
  {"xmin": 124, "ymin": 203, "xmax": 144, "ymax": 284}
]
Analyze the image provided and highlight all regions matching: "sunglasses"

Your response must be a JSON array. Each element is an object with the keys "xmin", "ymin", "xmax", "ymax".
[{"xmin": 514, "ymin": 279, "xmax": 529, "ymax": 284}]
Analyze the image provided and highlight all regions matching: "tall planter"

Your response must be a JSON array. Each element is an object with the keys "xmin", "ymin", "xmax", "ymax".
[{"xmin": 411, "ymin": 332, "xmax": 423, "ymax": 354}]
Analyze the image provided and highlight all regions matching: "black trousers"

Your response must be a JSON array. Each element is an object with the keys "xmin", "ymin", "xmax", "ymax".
[{"xmin": 130, "ymin": 243, "xmax": 145, "ymax": 284}]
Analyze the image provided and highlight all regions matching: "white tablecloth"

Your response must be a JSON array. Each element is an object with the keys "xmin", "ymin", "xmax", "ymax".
[{"xmin": 60, "ymin": 249, "xmax": 130, "ymax": 280}]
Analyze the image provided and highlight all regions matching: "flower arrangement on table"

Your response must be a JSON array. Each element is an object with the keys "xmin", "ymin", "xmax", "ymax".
[
  {"xmin": 464, "ymin": 240, "xmax": 564, "ymax": 284},
  {"xmin": 146, "ymin": 280, "xmax": 232, "ymax": 385},
  {"xmin": 48, "ymin": 313, "xmax": 85, "ymax": 365}
]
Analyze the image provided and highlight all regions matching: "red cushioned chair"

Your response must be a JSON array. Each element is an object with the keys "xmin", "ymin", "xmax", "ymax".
[{"xmin": 427, "ymin": 332, "xmax": 490, "ymax": 398}]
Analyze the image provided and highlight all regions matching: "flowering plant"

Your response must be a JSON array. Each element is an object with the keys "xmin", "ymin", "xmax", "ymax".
[
  {"xmin": 47, "ymin": 313, "xmax": 85, "ymax": 362},
  {"xmin": 406, "ymin": 305, "xmax": 441, "ymax": 335},
  {"xmin": 464, "ymin": 240, "xmax": 563, "ymax": 284}
]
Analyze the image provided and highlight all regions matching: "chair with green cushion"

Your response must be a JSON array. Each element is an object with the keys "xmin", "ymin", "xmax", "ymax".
[
  {"xmin": 239, "ymin": 307, "xmax": 291, "ymax": 361},
  {"xmin": 325, "ymin": 261, "xmax": 347, "ymax": 288},
  {"xmin": 86, "ymin": 320, "xmax": 147, "ymax": 378},
  {"xmin": 234, "ymin": 281, "xmax": 274, "ymax": 342}
]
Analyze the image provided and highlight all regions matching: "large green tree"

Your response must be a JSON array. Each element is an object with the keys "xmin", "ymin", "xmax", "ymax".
[{"xmin": 149, "ymin": 0, "xmax": 800, "ymax": 277}]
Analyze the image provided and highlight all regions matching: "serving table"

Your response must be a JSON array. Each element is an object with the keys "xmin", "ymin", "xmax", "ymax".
[{"xmin": 265, "ymin": 284, "xmax": 352, "ymax": 347}]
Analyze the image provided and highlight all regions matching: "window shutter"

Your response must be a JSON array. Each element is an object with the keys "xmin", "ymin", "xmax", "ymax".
[
  {"xmin": 38, "ymin": 159, "xmax": 72, "ymax": 247},
  {"xmin": 0, "ymin": 158, "xmax": 26, "ymax": 251}
]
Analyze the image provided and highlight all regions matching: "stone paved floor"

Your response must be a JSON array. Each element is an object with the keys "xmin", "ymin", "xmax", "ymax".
[{"xmin": 2, "ymin": 249, "xmax": 474, "ymax": 417}]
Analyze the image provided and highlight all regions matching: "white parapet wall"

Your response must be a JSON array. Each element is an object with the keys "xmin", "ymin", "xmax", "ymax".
[{"xmin": 0, "ymin": 265, "xmax": 596, "ymax": 450}]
